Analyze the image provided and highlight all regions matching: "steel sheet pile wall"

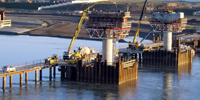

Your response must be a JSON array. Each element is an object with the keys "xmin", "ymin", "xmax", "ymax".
[
  {"xmin": 142, "ymin": 49, "xmax": 193, "ymax": 70},
  {"xmin": 76, "ymin": 56, "xmax": 137, "ymax": 84}
]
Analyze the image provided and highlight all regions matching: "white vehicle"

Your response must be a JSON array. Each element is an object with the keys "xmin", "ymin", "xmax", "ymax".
[{"xmin": 2, "ymin": 66, "xmax": 16, "ymax": 73}]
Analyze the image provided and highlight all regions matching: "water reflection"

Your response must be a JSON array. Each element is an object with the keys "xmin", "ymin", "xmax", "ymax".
[
  {"xmin": 162, "ymin": 73, "xmax": 172, "ymax": 100},
  {"xmin": 139, "ymin": 63, "xmax": 192, "ymax": 76},
  {"xmin": 118, "ymin": 80, "xmax": 137, "ymax": 100}
]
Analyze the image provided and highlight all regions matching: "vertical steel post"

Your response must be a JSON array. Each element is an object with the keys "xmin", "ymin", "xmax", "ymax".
[
  {"xmin": 53, "ymin": 66, "xmax": 56, "ymax": 78},
  {"xmin": 10, "ymin": 75, "xmax": 12, "ymax": 87},
  {"xmin": 25, "ymin": 72, "xmax": 28, "ymax": 84},
  {"xmin": 49, "ymin": 67, "xmax": 52, "ymax": 81},
  {"xmin": 40, "ymin": 69, "xmax": 42, "ymax": 81},
  {"xmin": 35, "ymin": 69, "xmax": 38, "ymax": 82},
  {"xmin": 20, "ymin": 73, "xmax": 23, "ymax": 87},
  {"xmin": 2, "ymin": 77, "xmax": 6, "ymax": 89}
]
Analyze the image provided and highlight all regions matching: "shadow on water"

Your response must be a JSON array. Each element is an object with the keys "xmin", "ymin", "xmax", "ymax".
[
  {"xmin": 58, "ymin": 79, "xmax": 137, "ymax": 100},
  {"xmin": 138, "ymin": 63, "xmax": 192, "ymax": 76}
]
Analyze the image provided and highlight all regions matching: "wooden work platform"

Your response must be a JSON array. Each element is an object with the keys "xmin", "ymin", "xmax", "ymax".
[{"xmin": 0, "ymin": 61, "xmax": 58, "ymax": 90}]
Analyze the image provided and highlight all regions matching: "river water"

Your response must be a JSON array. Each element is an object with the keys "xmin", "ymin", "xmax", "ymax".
[{"xmin": 0, "ymin": 34, "xmax": 200, "ymax": 100}]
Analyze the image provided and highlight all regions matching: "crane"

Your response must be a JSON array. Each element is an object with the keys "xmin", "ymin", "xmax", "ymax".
[
  {"xmin": 63, "ymin": 1, "xmax": 110, "ymax": 60},
  {"xmin": 67, "ymin": 1, "xmax": 103, "ymax": 53},
  {"xmin": 128, "ymin": 0, "xmax": 149, "ymax": 49}
]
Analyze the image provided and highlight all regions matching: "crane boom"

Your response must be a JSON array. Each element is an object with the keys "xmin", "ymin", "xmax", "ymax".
[
  {"xmin": 129, "ymin": 0, "xmax": 148, "ymax": 47},
  {"xmin": 67, "ymin": 1, "xmax": 106, "ymax": 53}
]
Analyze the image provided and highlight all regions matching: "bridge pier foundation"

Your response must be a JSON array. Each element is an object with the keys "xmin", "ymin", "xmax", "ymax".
[
  {"xmin": 25, "ymin": 72, "xmax": 28, "ymax": 84},
  {"xmin": 53, "ymin": 66, "xmax": 56, "ymax": 78},
  {"xmin": 10, "ymin": 76, "xmax": 12, "ymax": 87},
  {"xmin": 2, "ymin": 77, "xmax": 6, "ymax": 89},
  {"xmin": 49, "ymin": 67, "xmax": 52, "ymax": 81},
  {"xmin": 40, "ymin": 69, "xmax": 42, "ymax": 81},
  {"xmin": 20, "ymin": 74, "xmax": 23, "ymax": 87},
  {"xmin": 35, "ymin": 69, "xmax": 38, "ymax": 82}
]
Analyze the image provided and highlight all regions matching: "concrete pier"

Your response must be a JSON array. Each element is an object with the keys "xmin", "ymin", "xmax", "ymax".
[
  {"xmin": 49, "ymin": 67, "xmax": 52, "ymax": 81},
  {"xmin": 102, "ymin": 39, "xmax": 113, "ymax": 65},
  {"xmin": 35, "ymin": 69, "xmax": 38, "ymax": 82},
  {"xmin": 53, "ymin": 66, "xmax": 56, "ymax": 78},
  {"xmin": 10, "ymin": 76, "xmax": 12, "ymax": 87},
  {"xmin": 164, "ymin": 32, "xmax": 172, "ymax": 51},
  {"xmin": 20, "ymin": 73, "xmax": 23, "ymax": 87},
  {"xmin": 2, "ymin": 77, "xmax": 6, "ymax": 89},
  {"xmin": 40, "ymin": 69, "xmax": 42, "ymax": 81},
  {"xmin": 0, "ymin": 64, "xmax": 58, "ymax": 90},
  {"xmin": 25, "ymin": 72, "xmax": 28, "ymax": 84}
]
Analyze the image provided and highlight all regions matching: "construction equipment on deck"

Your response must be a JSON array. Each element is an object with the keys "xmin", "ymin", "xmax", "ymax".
[
  {"xmin": 45, "ymin": 54, "xmax": 59, "ymax": 65},
  {"xmin": 63, "ymin": 1, "xmax": 108, "ymax": 61}
]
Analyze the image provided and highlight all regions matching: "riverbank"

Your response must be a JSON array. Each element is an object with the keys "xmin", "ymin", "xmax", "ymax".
[
  {"xmin": 3, "ymin": 11, "xmax": 198, "ymax": 43},
  {"xmin": 1, "ymin": 12, "xmax": 154, "ymax": 43}
]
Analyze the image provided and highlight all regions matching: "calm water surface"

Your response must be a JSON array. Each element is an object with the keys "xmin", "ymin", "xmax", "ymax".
[{"xmin": 0, "ymin": 35, "xmax": 200, "ymax": 100}]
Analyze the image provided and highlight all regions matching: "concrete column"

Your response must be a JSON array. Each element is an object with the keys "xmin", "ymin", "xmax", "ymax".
[
  {"xmin": 25, "ymin": 72, "xmax": 28, "ymax": 84},
  {"xmin": 10, "ymin": 76, "xmax": 12, "ymax": 87},
  {"xmin": 35, "ymin": 69, "xmax": 38, "ymax": 82},
  {"xmin": 49, "ymin": 67, "xmax": 52, "ymax": 81},
  {"xmin": 2, "ymin": 77, "xmax": 6, "ymax": 89},
  {"xmin": 40, "ymin": 69, "xmax": 42, "ymax": 81},
  {"xmin": 102, "ymin": 39, "xmax": 106, "ymax": 62},
  {"xmin": 164, "ymin": 32, "xmax": 172, "ymax": 51},
  {"xmin": 20, "ymin": 73, "xmax": 23, "ymax": 87},
  {"xmin": 102, "ymin": 39, "xmax": 113, "ymax": 65}
]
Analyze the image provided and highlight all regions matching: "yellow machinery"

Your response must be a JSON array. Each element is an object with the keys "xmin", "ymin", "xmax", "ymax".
[
  {"xmin": 64, "ymin": 1, "xmax": 108, "ymax": 61},
  {"xmin": 128, "ymin": 0, "xmax": 148, "ymax": 50},
  {"xmin": 45, "ymin": 54, "xmax": 59, "ymax": 65}
]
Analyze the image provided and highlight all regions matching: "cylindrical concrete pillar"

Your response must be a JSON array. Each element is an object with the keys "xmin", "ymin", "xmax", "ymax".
[
  {"xmin": 102, "ymin": 39, "xmax": 113, "ymax": 65},
  {"xmin": 102, "ymin": 39, "xmax": 106, "ymax": 62},
  {"xmin": 164, "ymin": 32, "xmax": 172, "ymax": 51}
]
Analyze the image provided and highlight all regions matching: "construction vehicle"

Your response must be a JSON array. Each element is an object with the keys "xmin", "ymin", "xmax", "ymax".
[
  {"xmin": 45, "ymin": 54, "xmax": 59, "ymax": 65},
  {"xmin": 63, "ymin": 1, "xmax": 107, "ymax": 61},
  {"xmin": 128, "ymin": 0, "xmax": 149, "ymax": 50}
]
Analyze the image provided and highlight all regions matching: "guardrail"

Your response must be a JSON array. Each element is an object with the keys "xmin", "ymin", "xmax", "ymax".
[
  {"xmin": 0, "ymin": 20, "xmax": 11, "ymax": 27},
  {"xmin": 0, "ymin": 55, "xmax": 63, "ymax": 71},
  {"xmin": 7, "ymin": 59, "xmax": 45, "ymax": 68}
]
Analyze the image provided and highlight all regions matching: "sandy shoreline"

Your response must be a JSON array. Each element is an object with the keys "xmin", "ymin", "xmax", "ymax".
[{"xmin": 1, "ymin": 12, "xmax": 155, "ymax": 43}]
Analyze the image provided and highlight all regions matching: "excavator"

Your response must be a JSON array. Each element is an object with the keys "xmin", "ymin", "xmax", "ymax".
[{"xmin": 63, "ymin": 1, "xmax": 109, "ymax": 61}]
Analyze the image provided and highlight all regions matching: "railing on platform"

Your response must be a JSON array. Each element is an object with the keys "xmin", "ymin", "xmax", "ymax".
[
  {"xmin": 0, "ymin": 20, "xmax": 11, "ymax": 27},
  {"xmin": 0, "ymin": 55, "xmax": 63, "ymax": 71}
]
